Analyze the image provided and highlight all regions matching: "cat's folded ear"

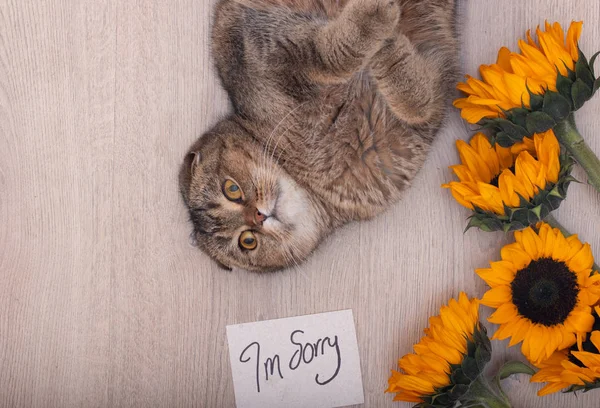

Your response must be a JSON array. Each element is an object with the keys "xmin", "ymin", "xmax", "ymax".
[
  {"xmin": 190, "ymin": 151, "xmax": 202, "ymax": 171},
  {"xmin": 179, "ymin": 150, "xmax": 202, "ymax": 205}
]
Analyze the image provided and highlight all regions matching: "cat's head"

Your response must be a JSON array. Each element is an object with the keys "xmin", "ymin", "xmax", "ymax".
[{"xmin": 179, "ymin": 120, "xmax": 323, "ymax": 272}]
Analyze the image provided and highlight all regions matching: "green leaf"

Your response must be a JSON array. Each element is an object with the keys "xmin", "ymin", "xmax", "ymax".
[
  {"xmin": 594, "ymin": 77, "xmax": 600, "ymax": 94},
  {"xmin": 496, "ymin": 361, "xmax": 535, "ymax": 380},
  {"xmin": 589, "ymin": 51, "xmax": 600, "ymax": 77},
  {"xmin": 572, "ymin": 79, "xmax": 593, "ymax": 110},
  {"xmin": 542, "ymin": 91, "xmax": 572, "ymax": 122},
  {"xmin": 493, "ymin": 361, "xmax": 535, "ymax": 402},
  {"xmin": 465, "ymin": 217, "xmax": 487, "ymax": 233},
  {"xmin": 525, "ymin": 111, "xmax": 555, "ymax": 134}
]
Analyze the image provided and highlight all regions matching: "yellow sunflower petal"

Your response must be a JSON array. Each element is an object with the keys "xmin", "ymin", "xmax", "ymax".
[
  {"xmin": 534, "ymin": 130, "xmax": 561, "ymax": 183},
  {"xmin": 497, "ymin": 47, "xmax": 514, "ymax": 73},
  {"xmin": 566, "ymin": 21, "xmax": 583, "ymax": 61},
  {"xmin": 501, "ymin": 243, "xmax": 532, "ymax": 270},
  {"xmin": 476, "ymin": 261, "xmax": 515, "ymax": 287},
  {"xmin": 497, "ymin": 169, "xmax": 521, "ymax": 208},
  {"xmin": 477, "ymin": 182, "xmax": 505, "ymax": 214},
  {"xmin": 571, "ymin": 350, "xmax": 600, "ymax": 369},
  {"xmin": 514, "ymin": 226, "xmax": 543, "ymax": 261},
  {"xmin": 537, "ymin": 381, "xmax": 570, "ymax": 396},
  {"xmin": 481, "ymin": 285, "xmax": 512, "ymax": 308},
  {"xmin": 488, "ymin": 303, "xmax": 518, "ymax": 324},
  {"xmin": 508, "ymin": 317, "xmax": 533, "ymax": 347},
  {"xmin": 458, "ymin": 106, "xmax": 500, "ymax": 123},
  {"xmin": 457, "ymin": 139, "xmax": 493, "ymax": 183},
  {"xmin": 567, "ymin": 243, "xmax": 594, "ymax": 273},
  {"xmin": 564, "ymin": 309, "xmax": 595, "ymax": 333}
]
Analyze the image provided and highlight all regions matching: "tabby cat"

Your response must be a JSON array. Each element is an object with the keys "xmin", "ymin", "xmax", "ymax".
[{"xmin": 180, "ymin": 0, "xmax": 458, "ymax": 271}]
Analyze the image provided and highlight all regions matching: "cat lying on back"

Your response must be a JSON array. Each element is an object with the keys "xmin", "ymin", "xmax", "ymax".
[{"xmin": 180, "ymin": 0, "xmax": 458, "ymax": 271}]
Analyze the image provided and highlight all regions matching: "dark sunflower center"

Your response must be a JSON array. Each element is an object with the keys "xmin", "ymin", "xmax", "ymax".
[
  {"xmin": 568, "ymin": 314, "xmax": 600, "ymax": 368},
  {"xmin": 511, "ymin": 258, "xmax": 579, "ymax": 326},
  {"xmin": 489, "ymin": 166, "xmax": 515, "ymax": 187}
]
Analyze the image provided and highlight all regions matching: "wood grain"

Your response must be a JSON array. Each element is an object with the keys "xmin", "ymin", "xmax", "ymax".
[{"xmin": 0, "ymin": 1, "xmax": 599, "ymax": 407}]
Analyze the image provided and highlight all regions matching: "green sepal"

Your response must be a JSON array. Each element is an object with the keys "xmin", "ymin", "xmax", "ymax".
[
  {"xmin": 528, "ymin": 85, "xmax": 544, "ymax": 111},
  {"xmin": 494, "ymin": 132, "xmax": 514, "ymax": 148},
  {"xmin": 571, "ymin": 79, "xmax": 593, "ymax": 110},
  {"xmin": 525, "ymin": 111, "xmax": 555, "ymax": 134},
  {"xmin": 589, "ymin": 51, "xmax": 600, "ymax": 77},
  {"xmin": 542, "ymin": 91, "xmax": 571, "ymax": 122},
  {"xmin": 461, "ymin": 357, "xmax": 479, "ymax": 381},
  {"xmin": 508, "ymin": 108, "xmax": 529, "ymax": 127},
  {"xmin": 556, "ymin": 71, "xmax": 574, "ymax": 106},
  {"xmin": 576, "ymin": 48, "xmax": 596, "ymax": 89},
  {"xmin": 475, "ymin": 345, "xmax": 491, "ymax": 372},
  {"xmin": 565, "ymin": 380, "xmax": 600, "ymax": 394},
  {"xmin": 495, "ymin": 361, "xmax": 535, "ymax": 381},
  {"xmin": 565, "ymin": 64, "xmax": 576, "ymax": 81},
  {"xmin": 497, "ymin": 118, "xmax": 528, "ymax": 140},
  {"xmin": 451, "ymin": 368, "xmax": 472, "ymax": 386}
]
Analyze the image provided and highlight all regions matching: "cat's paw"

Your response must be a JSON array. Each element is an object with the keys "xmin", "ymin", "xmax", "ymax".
[{"xmin": 346, "ymin": 0, "xmax": 400, "ymax": 41}]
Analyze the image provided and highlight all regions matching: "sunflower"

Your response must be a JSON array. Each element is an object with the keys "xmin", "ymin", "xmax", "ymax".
[
  {"xmin": 386, "ymin": 293, "xmax": 493, "ymax": 406},
  {"xmin": 453, "ymin": 20, "xmax": 600, "ymax": 193},
  {"xmin": 454, "ymin": 21, "xmax": 585, "ymax": 125},
  {"xmin": 531, "ymin": 307, "xmax": 600, "ymax": 396},
  {"xmin": 442, "ymin": 130, "xmax": 573, "ymax": 232},
  {"xmin": 477, "ymin": 223, "xmax": 600, "ymax": 365},
  {"xmin": 453, "ymin": 20, "xmax": 599, "ymax": 140}
]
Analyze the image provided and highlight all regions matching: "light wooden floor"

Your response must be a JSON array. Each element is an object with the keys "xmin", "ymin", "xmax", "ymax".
[{"xmin": 1, "ymin": 1, "xmax": 599, "ymax": 407}]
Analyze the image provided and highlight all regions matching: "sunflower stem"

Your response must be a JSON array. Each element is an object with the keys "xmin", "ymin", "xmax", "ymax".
[
  {"xmin": 461, "ymin": 375, "xmax": 511, "ymax": 408},
  {"xmin": 554, "ymin": 114, "xmax": 600, "ymax": 194}
]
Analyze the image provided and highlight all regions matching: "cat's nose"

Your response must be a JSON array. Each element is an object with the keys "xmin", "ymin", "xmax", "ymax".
[
  {"xmin": 244, "ymin": 208, "xmax": 269, "ymax": 226},
  {"xmin": 255, "ymin": 209, "xmax": 268, "ymax": 225}
]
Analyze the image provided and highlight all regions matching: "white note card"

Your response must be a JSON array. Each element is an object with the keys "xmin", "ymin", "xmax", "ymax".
[{"xmin": 226, "ymin": 310, "xmax": 364, "ymax": 408}]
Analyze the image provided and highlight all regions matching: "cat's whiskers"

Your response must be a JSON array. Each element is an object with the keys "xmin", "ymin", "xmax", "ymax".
[
  {"xmin": 260, "ymin": 102, "xmax": 307, "ymax": 176},
  {"xmin": 271, "ymin": 228, "xmax": 303, "ymax": 272}
]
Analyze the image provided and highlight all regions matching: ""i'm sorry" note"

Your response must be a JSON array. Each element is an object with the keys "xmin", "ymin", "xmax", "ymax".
[{"xmin": 226, "ymin": 310, "xmax": 364, "ymax": 408}]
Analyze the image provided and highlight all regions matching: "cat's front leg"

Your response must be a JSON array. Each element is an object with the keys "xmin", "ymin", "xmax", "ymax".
[
  {"xmin": 369, "ymin": 34, "xmax": 443, "ymax": 125},
  {"xmin": 309, "ymin": 0, "xmax": 400, "ymax": 83}
]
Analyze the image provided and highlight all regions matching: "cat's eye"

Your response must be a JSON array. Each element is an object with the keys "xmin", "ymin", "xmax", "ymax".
[
  {"xmin": 239, "ymin": 231, "xmax": 257, "ymax": 250},
  {"xmin": 223, "ymin": 179, "xmax": 242, "ymax": 201}
]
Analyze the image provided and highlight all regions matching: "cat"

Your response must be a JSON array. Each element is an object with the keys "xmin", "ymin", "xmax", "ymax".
[{"xmin": 179, "ymin": 0, "xmax": 458, "ymax": 272}]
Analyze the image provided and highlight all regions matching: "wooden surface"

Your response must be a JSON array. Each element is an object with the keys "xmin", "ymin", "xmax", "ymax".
[{"xmin": 1, "ymin": 1, "xmax": 599, "ymax": 407}]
